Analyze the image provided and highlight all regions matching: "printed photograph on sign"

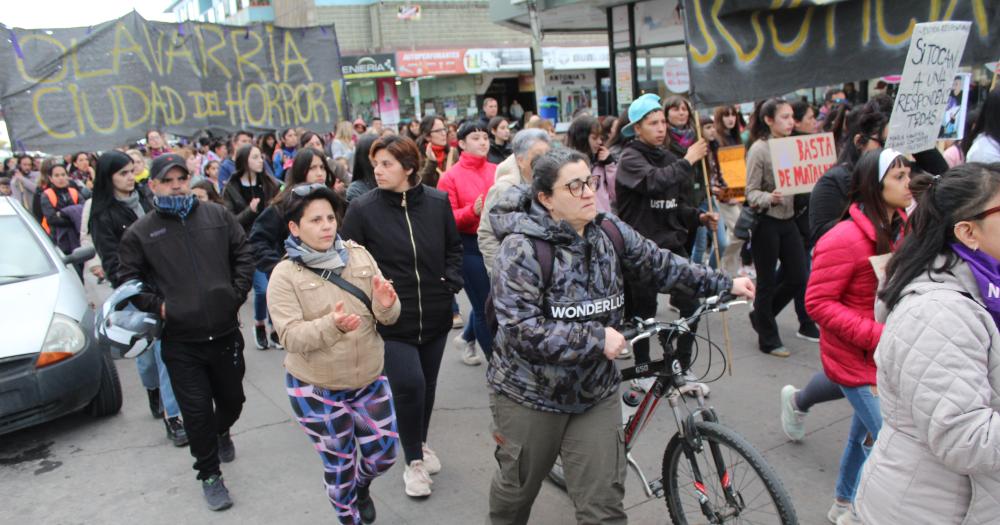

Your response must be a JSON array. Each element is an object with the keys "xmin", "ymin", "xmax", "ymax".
[
  {"xmin": 768, "ymin": 132, "xmax": 837, "ymax": 196},
  {"xmin": 938, "ymin": 73, "xmax": 971, "ymax": 141}
]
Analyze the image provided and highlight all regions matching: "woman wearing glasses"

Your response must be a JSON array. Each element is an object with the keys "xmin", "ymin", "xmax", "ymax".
[
  {"xmin": 855, "ymin": 163, "xmax": 1000, "ymax": 525},
  {"xmin": 340, "ymin": 135, "xmax": 463, "ymax": 499},
  {"xmin": 416, "ymin": 115, "xmax": 455, "ymax": 188},
  {"xmin": 268, "ymin": 184, "xmax": 400, "ymax": 525},
  {"xmin": 486, "ymin": 148, "xmax": 754, "ymax": 523}
]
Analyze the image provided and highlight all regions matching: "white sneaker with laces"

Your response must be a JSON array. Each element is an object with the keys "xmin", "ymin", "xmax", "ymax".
[
  {"xmin": 836, "ymin": 506, "xmax": 862, "ymax": 525},
  {"xmin": 827, "ymin": 501, "xmax": 851, "ymax": 524},
  {"xmin": 403, "ymin": 460, "xmax": 433, "ymax": 497},
  {"xmin": 781, "ymin": 385, "xmax": 807, "ymax": 441},
  {"xmin": 421, "ymin": 443, "xmax": 441, "ymax": 474},
  {"xmin": 453, "ymin": 335, "xmax": 482, "ymax": 366}
]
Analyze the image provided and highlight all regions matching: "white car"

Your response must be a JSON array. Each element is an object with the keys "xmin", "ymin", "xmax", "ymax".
[{"xmin": 0, "ymin": 196, "xmax": 121, "ymax": 435}]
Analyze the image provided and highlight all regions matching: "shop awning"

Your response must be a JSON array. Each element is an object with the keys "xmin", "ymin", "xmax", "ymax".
[{"xmin": 489, "ymin": 0, "xmax": 620, "ymax": 34}]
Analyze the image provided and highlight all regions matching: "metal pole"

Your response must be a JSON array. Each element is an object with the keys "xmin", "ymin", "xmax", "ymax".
[{"xmin": 528, "ymin": 0, "xmax": 547, "ymax": 113}]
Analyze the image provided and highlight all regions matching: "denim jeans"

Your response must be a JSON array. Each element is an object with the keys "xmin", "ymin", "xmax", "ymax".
[
  {"xmin": 691, "ymin": 199, "xmax": 730, "ymax": 269},
  {"xmin": 836, "ymin": 385, "xmax": 882, "ymax": 502},
  {"xmin": 131, "ymin": 313, "xmax": 180, "ymax": 418},
  {"xmin": 460, "ymin": 235, "xmax": 493, "ymax": 360},
  {"xmin": 252, "ymin": 269, "xmax": 269, "ymax": 323}
]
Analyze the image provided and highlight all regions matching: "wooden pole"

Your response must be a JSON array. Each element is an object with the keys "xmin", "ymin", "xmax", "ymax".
[
  {"xmin": 686, "ymin": 100, "xmax": 735, "ymax": 376},
  {"xmin": 991, "ymin": 60, "xmax": 999, "ymax": 91}
]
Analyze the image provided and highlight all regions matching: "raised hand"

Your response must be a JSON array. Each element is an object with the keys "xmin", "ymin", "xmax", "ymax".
[
  {"xmin": 372, "ymin": 275, "xmax": 397, "ymax": 309},
  {"xmin": 332, "ymin": 301, "xmax": 362, "ymax": 333}
]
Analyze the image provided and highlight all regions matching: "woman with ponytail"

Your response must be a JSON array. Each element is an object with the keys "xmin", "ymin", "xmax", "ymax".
[
  {"xmin": 803, "ymin": 149, "xmax": 912, "ymax": 525},
  {"xmin": 854, "ymin": 163, "xmax": 1000, "ymax": 525},
  {"xmin": 744, "ymin": 98, "xmax": 806, "ymax": 357}
]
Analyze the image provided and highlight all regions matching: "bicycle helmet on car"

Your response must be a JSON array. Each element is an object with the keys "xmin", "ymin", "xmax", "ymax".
[{"xmin": 95, "ymin": 280, "xmax": 163, "ymax": 359}]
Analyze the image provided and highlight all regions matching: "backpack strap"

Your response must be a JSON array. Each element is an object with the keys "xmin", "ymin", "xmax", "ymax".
[
  {"xmin": 599, "ymin": 217, "xmax": 625, "ymax": 258},
  {"xmin": 531, "ymin": 237, "xmax": 554, "ymax": 291}
]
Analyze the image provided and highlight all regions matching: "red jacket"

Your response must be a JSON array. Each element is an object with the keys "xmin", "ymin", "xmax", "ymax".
[
  {"xmin": 806, "ymin": 204, "xmax": 905, "ymax": 387},
  {"xmin": 437, "ymin": 152, "xmax": 496, "ymax": 235}
]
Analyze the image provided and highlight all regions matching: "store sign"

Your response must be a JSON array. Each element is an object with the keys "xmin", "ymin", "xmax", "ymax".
[
  {"xmin": 396, "ymin": 47, "xmax": 610, "ymax": 78},
  {"xmin": 342, "ymin": 54, "xmax": 397, "ymax": 79},
  {"xmin": 547, "ymin": 71, "xmax": 595, "ymax": 88},
  {"xmin": 615, "ymin": 54, "xmax": 633, "ymax": 105},
  {"xmin": 397, "ymin": 49, "xmax": 465, "ymax": 77}
]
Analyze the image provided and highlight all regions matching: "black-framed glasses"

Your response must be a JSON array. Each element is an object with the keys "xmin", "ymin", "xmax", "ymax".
[
  {"xmin": 868, "ymin": 135, "xmax": 885, "ymax": 148},
  {"xmin": 291, "ymin": 183, "xmax": 327, "ymax": 197},
  {"xmin": 562, "ymin": 175, "xmax": 600, "ymax": 198},
  {"xmin": 965, "ymin": 204, "xmax": 1000, "ymax": 222}
]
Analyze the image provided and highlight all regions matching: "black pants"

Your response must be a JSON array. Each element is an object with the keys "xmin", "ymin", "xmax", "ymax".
[
  {"xmin": 624, "ymin": 281, "xmax": 699, "ymax": 369},
  {"xmin": 750, "ymin": 216, "xmax": 808, "ymax": 351},
  {"xmin": 382, "ymin": 333, "xmax": 448, "ymax": 463},
  {"xmin": 161, "ymin": 330, "xmax": 246, "ymax": 480},
  {"xmin": 776, "ymin": 212, "xmax": 817, "ymax": 329}
]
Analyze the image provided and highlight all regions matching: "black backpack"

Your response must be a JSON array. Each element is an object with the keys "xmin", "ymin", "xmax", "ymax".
[{"xmin": 484, "ymin": 217, "xmax": 626, "ymax": 336}]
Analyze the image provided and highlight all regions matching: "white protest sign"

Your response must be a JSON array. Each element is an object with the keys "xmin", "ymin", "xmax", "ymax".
[
  {"xmin": 768, "ymin": 132, "xmax": 838, "ymax": 196},
  {"xmin": 885, "ymin": 21, "xmax": 971, "ymax": 154}
]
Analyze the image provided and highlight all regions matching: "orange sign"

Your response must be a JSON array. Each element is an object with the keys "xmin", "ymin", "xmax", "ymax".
[{"xmin": 717, "ymin": 145, "xmax": 746, "ymax": 202}]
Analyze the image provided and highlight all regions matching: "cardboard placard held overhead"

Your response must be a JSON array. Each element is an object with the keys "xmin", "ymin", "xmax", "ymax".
[
  {"xmin": 768, "ymin": 133, "xmax": 837, "ymax": 196},
  {"xmin": 886, "ymin": 21, "xmax": 971, "ymax": 154},
  {"xmin": 717, "ymin": 145, "xmax": 746, "ymax": 202}
]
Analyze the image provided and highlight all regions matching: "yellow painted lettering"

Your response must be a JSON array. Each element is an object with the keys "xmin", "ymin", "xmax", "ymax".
[
  {"xmin": 115, "ymin": 85, "xmax": 151, "ymax": 130},
  {"xmin": 767, "ymin": 6, "xmax": 815, "ymax": 56},
  {"xmin": 825, "ymin": 5, "xmax": 836, "ymax": 49},
  {"xmin": 970, "ymin": 0, "xmax": 988, "ymax": 37},
  {"xmin": 66, "ymin": 84, "xmax": 86, "ymax": 135},
  {"xmin": 165, "ymin": 36, "xmax": 201, "ymax": 76},
  {"xmin": 244, "ymin": 84, "xmax": 268, "ymax": 126},
  {"xmin": 862, "ymin": 0, "xmax": 872, "ymax": 45},
  {"xmin": 230, "ymin": 30, "xmax": 266, "ymax": 82},
  {"xmin": 32, "ymin": 86, "xmax": 76, "ymax": 139},
  {"xmin": 80, "ymin": 87, "xmax": 120, "ymax": 134},
  {"xmin": 15, "ymin": 34, "xmax": 68, "ymax": 84},
  {"xmin": 714, "ymin": 2, "xmax": 764, "ymax": 64},
  {"xmin": 199, "ymin": 25, "xmax": 232, "ymax": 79},
  {"xmin": 688, "ymin": 0, "xmax": 718, "ymax": 65},
  {"xmin": 281, "ymin": 31, "xmax": 313, "ymax": 82},
  {"xmin": 266, "ymin": 25, "xmax": 280, "ymax": 82},
  {"xmin": 224, "ymin": 82, "xmax": 246, "ymax": 127},
  {"xmin": 70, "ymin": 38, "xmax": 113, "ymax": 80},
  {"xmin": 279, "ymin": 83, "xmax": 300, "ymax": 123},
  {"xmin": 264, "ymin": 82, "xmax": 286, "ymax": 127},
  {"xmin": 331, "ymin": 80, "xmax": 343, "ymax": 119},
  {"xmin": 307, "ymin": 83, "xmax": 330, "ymax": 123},
  {"xmin": 140, "ymin": 24, "xmax": 166, "ymax": 75},
  {"xmin": 111, "ymin": 22, "xmax": 153, "ymax": 74}
]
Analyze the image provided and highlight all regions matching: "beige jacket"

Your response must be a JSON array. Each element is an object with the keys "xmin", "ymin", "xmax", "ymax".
[
  {"xmin": 745, "ymin": 139, "xmax": 794, "ymax": 219},
  {"xmin": 267, "ymin": 241, "xmax": 401, "ymax": 391},
  {"xmin": 478, "ymin": 154, "xmax": 524, "ymax": 275},
  {"xmin": 856, "ymin": 258, "xmax": 1000, "ymax": 524}
]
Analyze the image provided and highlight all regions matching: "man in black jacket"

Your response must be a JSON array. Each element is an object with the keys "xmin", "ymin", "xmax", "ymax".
[{"xmin": 118, "ymin": 153, "xmax": 255, "ymax": 511}]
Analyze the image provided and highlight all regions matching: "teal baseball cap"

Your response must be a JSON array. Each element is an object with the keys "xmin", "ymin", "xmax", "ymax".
[{"xmin": 621, "ymin": 93, "xmax": 663, "ymax": 138}]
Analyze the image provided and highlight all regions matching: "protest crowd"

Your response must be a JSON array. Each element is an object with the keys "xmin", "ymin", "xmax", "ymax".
[{"xmin": 4, "ymin": 48, "xmax": 1000, "ymax": 525}]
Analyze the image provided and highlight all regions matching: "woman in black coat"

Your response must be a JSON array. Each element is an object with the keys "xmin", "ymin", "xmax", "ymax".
[{"xmin": 340, "ymin": 135, "xmax": 462, "ymax": 498}]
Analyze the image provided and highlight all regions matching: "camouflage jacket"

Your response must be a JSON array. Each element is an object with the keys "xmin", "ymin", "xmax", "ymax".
[{"xmin": 487, "ymin": 186, "xmax": 733, "ymax": 414}]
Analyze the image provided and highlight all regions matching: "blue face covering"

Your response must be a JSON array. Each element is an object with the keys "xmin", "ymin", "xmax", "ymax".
[{"xmin": 152, "ymin": 194, "xmax": 196, "ymax": 219}]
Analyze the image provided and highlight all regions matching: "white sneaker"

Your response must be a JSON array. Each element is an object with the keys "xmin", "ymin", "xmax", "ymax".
[
  {"xmin": 827, "ymin": 501, "xmax": 851, "ymax": 524},
  {"xmin": 422, "ymin": 443, "xmax": 441, "ymax": 475},
  {"xmin": 781, "ymin": 385, "xmax": 807, "ymax": 441},
  {"xmin": 835, "ymin": 506, "xmax": 862, "ymax": 525},
  {"xmin": 403, "ymin": 460, "xmax": 433, "ymax": 497},
  {"xmin": 453, "ymin": 335, "xmax": 482, "ymax": 366}
]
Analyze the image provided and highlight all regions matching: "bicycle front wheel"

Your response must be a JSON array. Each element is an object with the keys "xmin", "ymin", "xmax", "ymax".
[{"xmin": 662, "ymin": 421, "xmax": 797, "ymax": 524}]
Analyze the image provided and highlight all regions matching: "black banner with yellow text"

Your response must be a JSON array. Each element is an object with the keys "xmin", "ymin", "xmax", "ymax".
[
  {"xmin": 0, "ymin": 11, "xmax": 344, "ymax": 154},
  {"xmin": 681, "ymin": 0, "xmax": 999, "ymax": 106}
]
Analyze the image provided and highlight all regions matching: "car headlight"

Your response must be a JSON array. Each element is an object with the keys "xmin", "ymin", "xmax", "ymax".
[{"xmin": 36, "ymin": 313, "xmax": 87, "ymax": 368}]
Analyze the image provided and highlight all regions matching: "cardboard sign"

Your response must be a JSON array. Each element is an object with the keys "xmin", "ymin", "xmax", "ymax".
[
  {"xmin": 886, "ymin": 21, "xmax": 971, "ymax": 154},
  {"xmin": 768, "ymin": 133, "xmax": 837, "ymax": 196},
  {"xmin": 717, "ymin": 145, "xmax": 746, "ymax": 202}
]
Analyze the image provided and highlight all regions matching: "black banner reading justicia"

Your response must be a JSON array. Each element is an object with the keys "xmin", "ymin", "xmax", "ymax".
[
  {"xmin": 0, "ymin": 11, "xmax": 345, "ymax": 154},
  {"xmin": 680, "ymin": 0, "xmax": 999, "ymax": 106}
]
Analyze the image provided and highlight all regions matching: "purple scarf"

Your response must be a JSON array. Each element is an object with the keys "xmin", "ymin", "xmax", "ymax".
[
  {"xmin": 952, "ymin": 243, "xmax": 1000, "ymax": 329},
  {"xmin": 669, "ymin": 126, "xmax": 696, "ymax": 150}
]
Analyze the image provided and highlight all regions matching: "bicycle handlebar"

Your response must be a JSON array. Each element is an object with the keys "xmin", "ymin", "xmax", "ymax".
[{"xmin": 619, "ymin": 293, "xmax": 747, "ymax": 344}]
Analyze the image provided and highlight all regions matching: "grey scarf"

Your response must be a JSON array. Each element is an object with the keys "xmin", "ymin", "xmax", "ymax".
[
  {"xmin": 116, "ymin": 191, "xmax": 145, "ymax": 218},
  {"xmin": 284, "ymin": 235, "xmax": 348, "ymax": 273}
]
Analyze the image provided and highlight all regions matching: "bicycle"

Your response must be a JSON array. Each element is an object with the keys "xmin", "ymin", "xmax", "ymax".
[{"xmin": 548, "ymin": 295, "xmax": 798, "ymax": 524}]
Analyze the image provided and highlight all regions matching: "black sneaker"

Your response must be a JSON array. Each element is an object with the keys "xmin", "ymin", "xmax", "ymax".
[
  {"xmin": 218, "ymin": 431, "xmax": 235, "ymax": 463},
  {"xmin": 202, "ymin": 475, "xmax": 233, "ymax": 511},
  {"xmin": 796, "ymin": 323, "xmax": 821, "ymax": 342},
  {"xmin": 269, "ymin": 330, "xmax": 283, "ymax": 350},
  {"xmin": 254, "ymin": 325, "xmax": 269, "ymax": 350},
  {"xmin": 357, "ymin": 484, "xmax": 376, "ymax": 524},
  {"xmin": 165, "ymin": 416, "xmax": 189, "ymax": 447},
  {"xmin": 147, "ymin": 388, "xmax": 162, "ymax": 419}
]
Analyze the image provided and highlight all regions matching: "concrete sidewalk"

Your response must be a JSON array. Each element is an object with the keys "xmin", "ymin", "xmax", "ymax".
[{"xmin": 2, "ymin": 283, "xmax": 851, "ymax": 524}]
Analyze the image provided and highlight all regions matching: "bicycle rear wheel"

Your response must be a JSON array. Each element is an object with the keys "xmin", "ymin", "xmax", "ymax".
[{"xmin": 662, "ymin": 421, "xmax": 797, "ymax": 524}]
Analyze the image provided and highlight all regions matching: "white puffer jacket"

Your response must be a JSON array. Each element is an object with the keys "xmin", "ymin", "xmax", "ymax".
[{"xmin": 856, "ymin": 256, "xmax": 1000, "ymax": 525}]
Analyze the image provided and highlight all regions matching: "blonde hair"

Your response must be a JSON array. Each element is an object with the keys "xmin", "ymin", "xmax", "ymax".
[{"xmin": 335, "ymin": 121, "xmax": 354, "ymax": 143}]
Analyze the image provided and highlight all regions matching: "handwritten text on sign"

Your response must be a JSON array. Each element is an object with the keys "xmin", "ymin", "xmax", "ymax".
[
  {"xmin": 0, "ymin": 11, "xmax": 344, "ymax": 154},
  {"xmin": 886, "ymin": 21, "xmax": 971, "ymax": 154},
  {"xmin": 768, "ymin": 133, "xmax": 837, "ymax": 196}
]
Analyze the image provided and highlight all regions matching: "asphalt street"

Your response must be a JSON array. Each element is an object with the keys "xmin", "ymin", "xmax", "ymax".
[{"xmin": 2, "ymin": 275, "xmax": 853, "ymax": 525}]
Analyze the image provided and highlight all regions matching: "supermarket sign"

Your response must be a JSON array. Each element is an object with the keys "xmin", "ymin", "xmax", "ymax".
[{"xmin": 395, "ymin": 47, "xmax": 609, "ymax": 77}]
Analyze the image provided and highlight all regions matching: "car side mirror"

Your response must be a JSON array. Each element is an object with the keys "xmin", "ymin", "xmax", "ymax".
[{"xmin": 63, "ymin": 246, "xmax": 95, "ymax": 265}]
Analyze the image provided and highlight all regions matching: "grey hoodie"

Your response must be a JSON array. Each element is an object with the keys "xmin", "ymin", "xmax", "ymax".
[{"xmin": 486, "ymin": 186, "xmax": 732, "ymax": 414}]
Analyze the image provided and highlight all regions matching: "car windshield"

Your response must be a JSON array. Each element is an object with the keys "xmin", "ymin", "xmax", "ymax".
[{"xmin": 0, "ymin": 216, "xmax": 55, "ymax": 284}]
